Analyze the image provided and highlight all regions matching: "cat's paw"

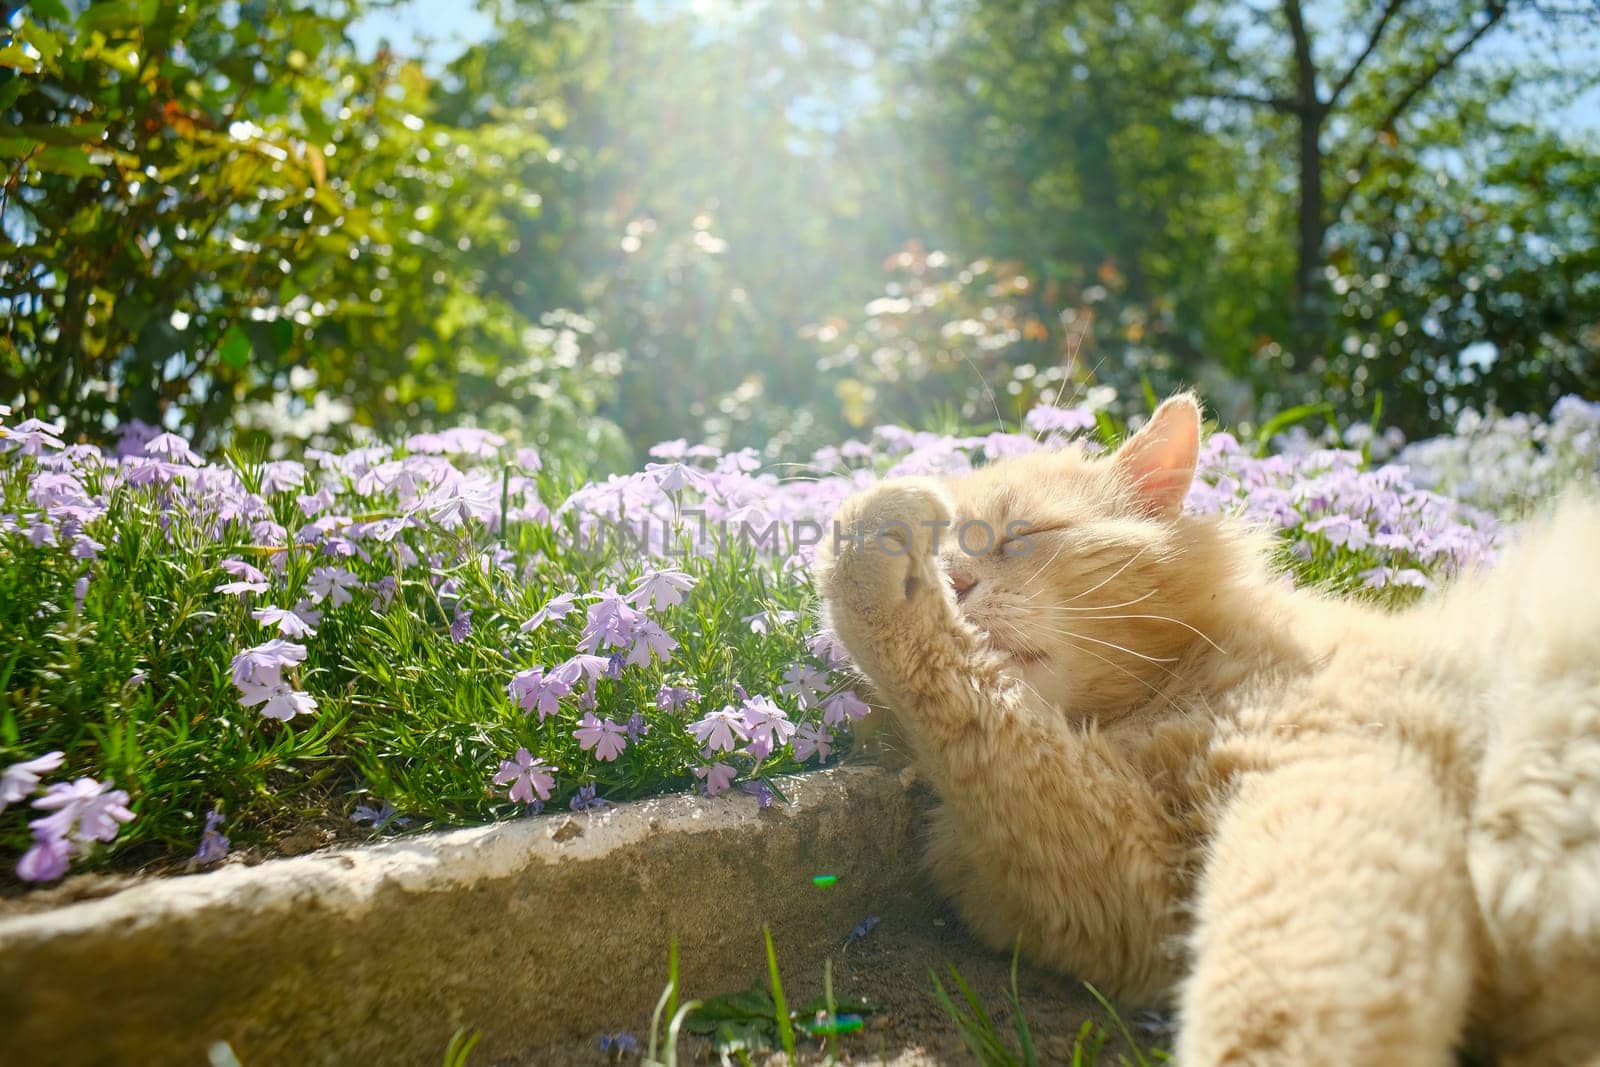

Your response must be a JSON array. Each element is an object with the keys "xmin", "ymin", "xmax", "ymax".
[{"xmin": 818, "ymin": 478, "xmax": 955, "ymax": 612}]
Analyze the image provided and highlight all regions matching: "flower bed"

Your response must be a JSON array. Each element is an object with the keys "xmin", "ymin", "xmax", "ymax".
[{"xmin": 1, "ymin": 396, "xmax": 1596, "ymax": 886}]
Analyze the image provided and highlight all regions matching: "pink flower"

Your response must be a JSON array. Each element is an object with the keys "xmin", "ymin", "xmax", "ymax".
[
  {"xmin": 792, "ymin": 723, "xmax": 834, "ymax": 763},
  {"xmin": 252, "ymin": 606, "xmax": 318, "ymax": 637},
  {"xmin": 574, "ymin": 713, "xmax": 628, "ymax": 762},
  {"xmin": 493, "ymin": 747, "xmax": 556, "ymax": 805},
  {"xmin": 17, "ymin": 828, "xmax": 74, "ymax": 882},
  {"xmin": 693, "ymin": 762, "xmax": 737, "ymax": 797},
  {"xmin": 30, "ymin": 777, "xmax": 134, "ymax": 843},
  {"xmin": 508, "ymin": 666, "xmax": 572, "ymax": 721},
  {"xmin": 307, "ymin": 566, "xmax": 361, "ymax": 607},
  {"xmin": 740, "ymin": 696, "xmax": 796, "ymax": 751},
  {"xmin": 822, "ymin": 690, "xmax": 871, "ymax": 726},
  {"xmin": 239, "ymin": 681, "xmax": 318, "ymax": 721},
  {"xmin": 688, "ymin": 707, "xmax": 749, "ymax": 754},
  {"xmin": 520, "ymin": 592, "xmax": 578, "ymax": 632},
  {"xmin": 625, "ymin": 569, "xmax": 696, "ymax": 611},
  {"xmin": 779, "ymin": 664, "xmax": 829, "ymax": 710},
  {"xmin": 0, "ymin": 751, "xmax": 65, "ymax": 812}
]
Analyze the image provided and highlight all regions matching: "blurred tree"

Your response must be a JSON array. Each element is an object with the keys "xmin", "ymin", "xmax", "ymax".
[
  {"xmin": 0, "ymin": 0, "xmax": 617, "ymax": 450},
  {"xmin": 1191, "ymin": 0, "xmax": 1600, "ymax": 369}
]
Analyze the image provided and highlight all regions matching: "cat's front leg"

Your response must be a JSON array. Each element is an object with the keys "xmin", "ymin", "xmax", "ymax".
[
  {"xmin": 1178, "ymin": 742, "xmax": 1480, "ymax": 1066},
  {"xmin": 815, "ymin": 477, "xmax": 987, "ymax": 719}
]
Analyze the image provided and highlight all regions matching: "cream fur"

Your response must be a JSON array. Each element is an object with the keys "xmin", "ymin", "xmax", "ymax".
[{"xmin": 816, "ymin": 395, "xmax": 1600, "ymax": 1065}]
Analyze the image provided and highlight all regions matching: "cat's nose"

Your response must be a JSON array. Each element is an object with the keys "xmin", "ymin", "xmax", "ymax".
[{"xmin": 948, "ymin": 569, "xmax": 977, "ymax": 600}]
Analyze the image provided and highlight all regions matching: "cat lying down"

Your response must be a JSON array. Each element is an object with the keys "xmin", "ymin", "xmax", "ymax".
[{"xmin": 817, "ymin": 394, "xmax": 1600, "ymax": 1066}]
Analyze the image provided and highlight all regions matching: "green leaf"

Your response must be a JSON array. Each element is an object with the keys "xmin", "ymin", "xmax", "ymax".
[
  {"xmin": 77, "ymin": 0, "xmax": 152, "ymax": 32},
  {"xmin": 28, "ymin": 0, "xmax": 72, "ymax": 20},
  {"xmin": 31, "ymin": 145, "xmax": 101, "ymax": 177},
  {"xmin": 218, "ymin": 325, "xmax": 253, "ymax": 370}
]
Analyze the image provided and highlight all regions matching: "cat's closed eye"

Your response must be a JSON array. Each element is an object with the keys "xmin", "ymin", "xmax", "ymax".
[{"xmin": 997, "ymin": 522, "xmax": 1069, "ymax": 557}]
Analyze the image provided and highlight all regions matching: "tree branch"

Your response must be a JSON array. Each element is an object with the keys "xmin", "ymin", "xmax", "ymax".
[
  {"xmin": 1282, "ymin": 0, "xmax": 1322, "ymax": 115},
  {"xmin": 1189, "ymin": 88, "xmax": 1303, "ymax": 115},
  {"xmin": 1331, "ymin": 2, "xmax": 1510, "ymax": 220},
  {"xmin": 1327, "ymin": 0, "xmax": 1409, "ymax": 107}
]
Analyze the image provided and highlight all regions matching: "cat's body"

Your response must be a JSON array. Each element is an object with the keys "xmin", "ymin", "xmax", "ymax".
[{"xmin": 816, "ymin": 396, "xmax": 1600, "ymax": 1065}]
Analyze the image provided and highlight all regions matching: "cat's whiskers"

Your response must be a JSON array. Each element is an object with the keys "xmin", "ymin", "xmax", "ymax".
[{"xmin": 1063, "ymin": 545, "xmax": 1150, "ymax": 604}]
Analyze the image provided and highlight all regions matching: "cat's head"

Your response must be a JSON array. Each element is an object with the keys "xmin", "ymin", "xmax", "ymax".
[{"xmin": 939, "ymin": 393, "xmax": 1227, "ymax": 716}]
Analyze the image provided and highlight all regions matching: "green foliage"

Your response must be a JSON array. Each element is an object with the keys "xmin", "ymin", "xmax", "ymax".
[{"xmin": 0, "ymin": 1, "xmax": 617, "ymax": 450}]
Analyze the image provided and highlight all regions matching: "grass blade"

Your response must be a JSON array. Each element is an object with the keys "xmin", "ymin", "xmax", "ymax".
[{"xmin": 763, "ymin": 925, "xmax": 796, "ymax": 1059}]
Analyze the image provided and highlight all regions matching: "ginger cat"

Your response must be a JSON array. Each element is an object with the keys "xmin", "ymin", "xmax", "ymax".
[{"xmin": 816, "ymin": 394, "xmax": 1600, "ymax": 1065}]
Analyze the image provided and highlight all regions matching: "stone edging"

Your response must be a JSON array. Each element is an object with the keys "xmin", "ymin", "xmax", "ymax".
[{"xmin": 1, "ymin": 765, "xmax": 919, "ymax": 1066}]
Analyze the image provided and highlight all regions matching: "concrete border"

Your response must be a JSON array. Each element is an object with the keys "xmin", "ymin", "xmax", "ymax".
[{"xmin": 1, "ymin": 765, "xmax": 920, "ymax": 1066}]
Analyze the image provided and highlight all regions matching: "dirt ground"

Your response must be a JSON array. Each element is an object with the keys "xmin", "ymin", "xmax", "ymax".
[{"xmin": 525, "ymin": 895, "xmax": 1170, "ymax": 1066}]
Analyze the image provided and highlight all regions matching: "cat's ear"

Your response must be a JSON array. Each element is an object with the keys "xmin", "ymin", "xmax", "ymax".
[{"xmin": 1113, "ymin": 393, "xmax": 1201, "ymax": 519}]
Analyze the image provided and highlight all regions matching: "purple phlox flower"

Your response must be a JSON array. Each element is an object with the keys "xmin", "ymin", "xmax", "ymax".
[
  {"xmin": 350, "ymin": 799, "xmax": 398, "ymax": 828},
  {"xmin": 508, "ymin": 666, "xmax": 572, "ymax": 721},
  {"xmin": 405, "ymin": 426, "xmax": 506, "ymax": 458},
  {"xmin": 26, "ymin": 520, "xmax": 58, "ymax": 547},
  {"xmin": 569, "ymin": 783, "xmax": 614, "ymax": 812},
  {"xmin": 644, "ymin": 461, "xmax": 713, "ymax": 494},
  {"xmin": 230, "ymin": 639, "xmax": 308, "ymax": 687},
  {"xmin": 216, "ymin": 578, "xmax": 270, "ymax": 597},
  {"xmin": 576, "ymin": 591, "xmax": 644, "ymax": 654},
  {"xmin": 626, "ymin": 620, "xmax": 678, "ymax": 667},
  {"xmin": 30, "ymin": 777, "xmax": 135, "ymax": 843},
  {"xmin": 194, "ymin": 810, "xmax": 230, "ymax": 865},
  {"xmin": 742, "ymin": 609, "xmax": 801, "ymax": 635},
  {"xmin": 16, "ymin": 826, "xmax": 75, "ymax": 882},
  {"xmin": 221, "ymin": 558, "xmax": 268, "ymax": 584},
  {"xmin": 70, "ymin": 535, "xmax": 105, "ymax": 561},
  {"xmin": 574, "ymin": 714, "xmax": 628, "ymax": 762},
  {"xmin": 293, "ymin": 600, "xmax": 324, "ymax": 627},
  {"xmin": 1, "ymin": 751, "xmax": 66, "ymax": 812},
  {"xmin": 298, "ymin": 486, "xmax": 337, "ymax": 517},
  {"xmin": 450, "ymin": 608, "xmax": 473, "ymax": 644},
  {"xmin": 655, "ymin": 685, "xmax": 700, "ymax": 712},
  {"xmin": 238, "ymin": 681, "xmax": 318, "ymax": 722},
  {"xmin": 371, "ymin": 575, "xmax": 400, "ymax": 612},
  {"xmin": 1303, "ymin": 513, "xmax": 1372, "ymax": 550},
  {"xmin": 251, "ymin": 519, "xmax": 288, "ymax": 545},
  {"xmin": 521, "ymin": 592, "xmax": 579, "ymax": 633},
  {"xmin": 693, "ymin": 762, "xmax": 737, "ymax": 797},
  {"xmin": 606, "ymin": 651, "xmax": 627, "ymax": 678},
  {"xmin": 259, "ymin": 460, "xmax": 307, "ymax": 493},
  {"xmin": 688, "ymin": 707, "xmax": 749, "ymax": 754},
  {"xmin": 143, "ymin": 432, "xmax": 203, "ymax": 466},
  {"xmin": 805, "ymin": 629, "xmax": 850, "ymax": 669},
  {"xmin": 515, "ymin": 447, "xmax": 543, "ymax": 472},
  {"xmin": 307, "ymin": 566, "xmax": 361, "ymax": 607},
  {"xmin": 822, "ymin": 690, "xmax": 871, "ymax": 727},
  {"xmin": 551, "ymin": 654, "xmax": 612, "ymax": 688},
  {"xmin": 73, "ymin": 575, "xmax": 89, "ymax": 607},
  {"xmin": 230, "ymin": 639, "xmax": 315, "ymax": 721},
  {"xmin": 421, "ymin": 471, "xmax": 501, "ymax": 529},
  {"xmin": 793, "ymin": 722, "xmax": 835, "ymax": 763},
  {"xmin": 716, "ymin": 447, "xmax": 762, "ymax": 475},
  {"xmin": 779, "ymin": 664, "xmax": 830, "ymax": 710},
  {"xmin": 740, "ymin": 695, "xmax": 797, "ymax": 750},
  {"xmin": 624, "ymin": 712, "xmax": 651, "ymax": 742},
  {"xmin": 598, "ymin": 1032, "xmax": 639, "ymax": 1055},
  {"xmin": 625, "ymin": 568, "xmax": 696, "ymax": 611},
  {"xmin": 252, "ymin": 605, "xmax": 318, "ymax": 638},
  {"xmin": 2, "ymin": 417, "xmax": 66, "ymax": 455},
  {"xmin": 1359, "ymin": 566, "xmax": 1433, "ymax": 590},
  {"xmin": 1023, "ymin": 404, "xmax": 1098, "ymax": 435},
  {"xmin": 740, "ymin": 779, "xmax": 775, "ymax": 810},
  {"xmin": 493, "ymin": 747, "xmax": 556, "ymax": 805}
]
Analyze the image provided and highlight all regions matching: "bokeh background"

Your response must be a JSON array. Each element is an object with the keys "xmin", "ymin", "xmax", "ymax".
[{"xmin": 3, "ymin": 0, "xmax": 1598, "ymax": 464}]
